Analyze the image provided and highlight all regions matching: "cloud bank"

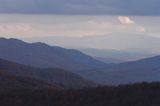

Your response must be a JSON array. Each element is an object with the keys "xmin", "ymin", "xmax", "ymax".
[{"xmin": 0, "ymin": 15, "xmax": 159, "ymax": 39}]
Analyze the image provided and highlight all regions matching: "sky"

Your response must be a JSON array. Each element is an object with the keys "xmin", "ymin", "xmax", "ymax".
[
  {"xmin": 0, "ymin": 14, "xmax": 160, "ymax": 39},
  {"xmin": 0, "ymin": 0, "xmax": 160, "ymax": 52},
  {"xmin": 0, "ymin": 0, "xmax": 159, "ymax": 15}
]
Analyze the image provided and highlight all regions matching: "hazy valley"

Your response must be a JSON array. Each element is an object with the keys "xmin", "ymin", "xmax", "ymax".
[{"xmin": 0, "ymin": 1, "xmax": 159, "ymax": 105}]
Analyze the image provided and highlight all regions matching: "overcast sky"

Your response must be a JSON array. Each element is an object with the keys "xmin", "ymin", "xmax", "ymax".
[{"xmin": 0, "ymin": 0, "xmax": 159, "ymax": 15}]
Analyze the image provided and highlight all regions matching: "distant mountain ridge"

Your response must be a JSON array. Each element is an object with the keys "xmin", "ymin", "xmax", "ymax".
[
  {"xmin": 95, "ymin": 57, "xmax": 125, "ymax": 64},
  {"xmin": 79, "ymin": 55, "xmax": 160, "ymax": 85},
  {"xmin": 0, "ymin": 38, "xmax": 106, "ymax": 72},
  {"xmin": 79, "ymin": 48, "xmax": 156, "ymax": 61},
  {"xmin": 38, "ymin": 33, "xmax": 160, "ymax": 54}
]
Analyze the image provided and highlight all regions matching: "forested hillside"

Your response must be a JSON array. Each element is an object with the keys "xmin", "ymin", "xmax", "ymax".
[{"xmin": 0, "ymin": 82, "xmax": 160, "ymax": 106}]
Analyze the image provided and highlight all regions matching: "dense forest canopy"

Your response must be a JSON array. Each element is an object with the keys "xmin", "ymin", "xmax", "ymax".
[{"xmin": 0, "ymin": 82, "xmax": 160, "ymax": 106}]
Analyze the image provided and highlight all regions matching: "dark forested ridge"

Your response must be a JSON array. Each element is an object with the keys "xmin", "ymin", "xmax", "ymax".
[
  {"xmin": 0, "ymin": 71, "xmax": 62, "ymax": 93},
  {"xmin": 0, "ymin": 82, "xmax": 160, "ymax": 106},
  {"xmin": 0, "ymin": 58, "xmax": 96, "ymax": 89}
]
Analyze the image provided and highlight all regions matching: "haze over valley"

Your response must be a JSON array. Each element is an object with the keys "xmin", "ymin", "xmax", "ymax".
[{"xmin": 0, "ymin": 0, "xmax": 160, "ymax": 106}]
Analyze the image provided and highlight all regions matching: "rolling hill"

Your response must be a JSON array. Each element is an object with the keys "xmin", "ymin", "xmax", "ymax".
[{"xmin": 0, "ymin": 58, "xmax": 96, "ymax": 89}]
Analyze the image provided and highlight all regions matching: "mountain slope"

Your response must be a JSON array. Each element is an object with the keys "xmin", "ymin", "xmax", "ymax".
[
  {"xmin": 79, "ymin": 56, "xmax": 160, "ymax": 85},
  {"xmin": 0, "ymin": 38, "xmax": 106, "ymax": 72},
  {"xmin": 0, "ymin": 71, "xmax": 61, "ymax": 93},
  {"xmin": 0, "ymin": 58, "xmax": 96, "ymax": 89}
]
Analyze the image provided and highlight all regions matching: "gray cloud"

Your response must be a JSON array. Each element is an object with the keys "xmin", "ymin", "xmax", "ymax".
[{"xmin": 0, "ymin": 0, "xmax": 159, "ymax": 15}]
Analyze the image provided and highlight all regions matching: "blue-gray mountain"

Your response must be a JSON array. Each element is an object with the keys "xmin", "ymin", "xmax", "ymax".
[
  {"xmin": 1, "ymin": 38, "xmax": 160, "ymax": 85},
  {"xmin": 0, "ymin": 38, "xmax": 106, "ymax": 72},
  {"xmin": 94, "ymin": 57, "xmax": 125, "ymax": 64},
  {"xmin": 79, "ymin": 48, "xmax": 156, "ymax": 62},
  {"xmin": 0, "ymin": 0, "xmax": 159, "ymax": 15},
  {"xmin": 79, "ymin": 56, "xmax": 160, "ymax": 85}
]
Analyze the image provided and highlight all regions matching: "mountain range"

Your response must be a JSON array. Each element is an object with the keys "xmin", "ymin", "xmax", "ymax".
[
  {"xmin": 0, "ymin": 38, "xmax": 106, "ymax": 72},
  {"xmin": 1, "ymin": 37, "xmax": 160, "ymax": 86}
]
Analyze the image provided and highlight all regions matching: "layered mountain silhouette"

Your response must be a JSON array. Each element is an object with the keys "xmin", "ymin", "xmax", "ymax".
[
  {"xmin": 0, "ymin": 38, "xmax": 106, "ymax": 72},
  {"xmin": 79, "ymin": 56, "xmax": 160, "ymax": 85},
  {"xmin": 1, "ymin": 37, "xmax": 160, "ymax": 86},
  {"xmin": 0, "ymin": 58, "xmax": 96, "ymax": 89}
]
